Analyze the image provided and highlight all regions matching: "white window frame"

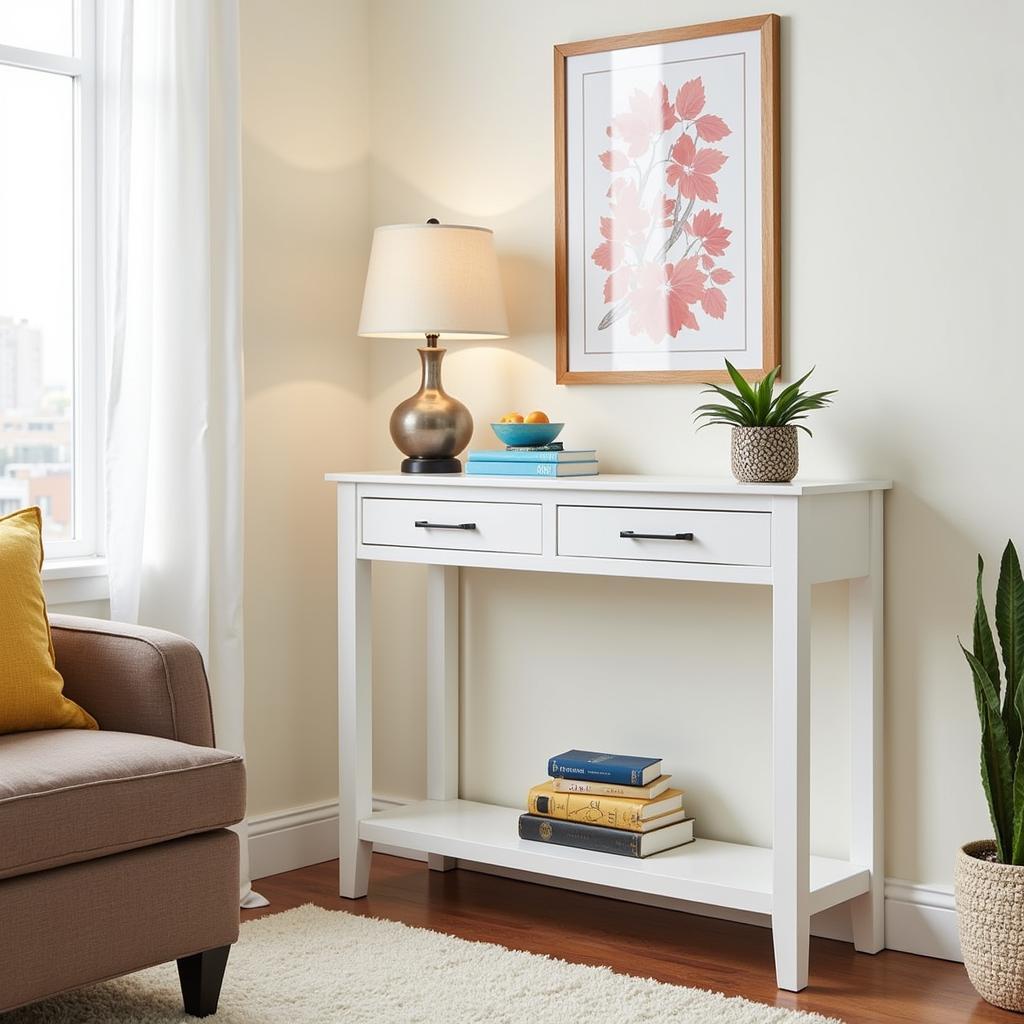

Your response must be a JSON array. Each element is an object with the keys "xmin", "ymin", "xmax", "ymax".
[{"xmin": 0, "ymin": 0, "xmax": 105, "ymax": 577}]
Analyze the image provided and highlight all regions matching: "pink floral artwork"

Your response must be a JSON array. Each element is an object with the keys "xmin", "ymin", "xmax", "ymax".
[{"xmin": 591, "ymin": 76, "xmax": 733, "ymax": 343}]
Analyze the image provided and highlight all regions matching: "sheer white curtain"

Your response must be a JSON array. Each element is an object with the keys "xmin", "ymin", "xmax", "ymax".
[{"xmin": 99, "ymin": 0, "xmax": 266, "ymax": 909}]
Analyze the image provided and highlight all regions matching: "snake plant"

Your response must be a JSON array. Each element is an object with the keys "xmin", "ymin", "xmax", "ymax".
[
  {"xmin": 961, "ymin": 542, "xmax": 1024, "ymax": 864},
  {"xmin": 694, "ymin": 360, "xmax": 836, "ymax": 435}
]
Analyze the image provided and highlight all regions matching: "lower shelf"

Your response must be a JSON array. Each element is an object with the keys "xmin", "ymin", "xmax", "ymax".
[{"xmin": 359, "ymin": 799, "xmax": 869, "ymax": 916}]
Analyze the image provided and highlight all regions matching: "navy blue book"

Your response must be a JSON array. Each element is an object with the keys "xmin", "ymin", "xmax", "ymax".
[
  {"xmin": 548, "ymin": 749, "xmax": 662, "ymax": 786},
  {"xmin": 518, "ymin": 814, "xmax": 694, "ymax": 858}
]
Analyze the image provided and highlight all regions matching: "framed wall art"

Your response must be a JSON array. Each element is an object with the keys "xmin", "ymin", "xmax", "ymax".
[{"xmin": 554, "ymin": 15, "xmax": 780, "ymax": 384}]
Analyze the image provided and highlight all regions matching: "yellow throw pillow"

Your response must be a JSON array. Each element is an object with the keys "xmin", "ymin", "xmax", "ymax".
[{"xmin": 0, "ymin": 507, "xmax": 97, "ymax": 733}]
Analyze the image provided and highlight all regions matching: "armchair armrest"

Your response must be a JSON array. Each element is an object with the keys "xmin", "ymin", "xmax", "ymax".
[{"xmin": 48, "ymin": 614, "xmax": 216, "ymax": 747}]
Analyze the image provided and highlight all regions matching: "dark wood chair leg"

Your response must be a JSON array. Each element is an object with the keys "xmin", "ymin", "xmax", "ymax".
[{"xmin": 177, "ymin": 945, "xmax": 231, "ymax": 1018}]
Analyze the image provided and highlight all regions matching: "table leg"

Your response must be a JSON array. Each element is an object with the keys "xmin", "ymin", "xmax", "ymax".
[
  {"xmin": 339, "ymin": 483, "xmax": 372, "ymax": 898},
  {"xmin": 771, "ymin": 498, "xmax": 811, "ymax": 991},
  {"xmin": 427, "ymin": 564, "xmax": 460, "ymax": 872},
  {"xmin": 850, "ymin": 490, "xmax": 885, "ymax": 952}
]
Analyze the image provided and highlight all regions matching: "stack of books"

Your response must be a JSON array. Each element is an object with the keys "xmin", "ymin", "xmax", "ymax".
[
  {"xmin": 466, "ymin": 443, "xmax": 599, "ymax": 478},
  {"xmin": 518, "ymin": 749, "xmax": 694, "ymax": 858}
]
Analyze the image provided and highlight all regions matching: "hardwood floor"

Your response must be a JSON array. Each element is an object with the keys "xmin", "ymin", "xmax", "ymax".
[{"xmin": 244, "ymin": 854, "xmax": 1011, "ymax": 1023}]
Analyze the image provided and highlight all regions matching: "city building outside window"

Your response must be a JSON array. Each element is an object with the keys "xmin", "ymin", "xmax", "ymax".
[{"xmin": 0, "ymin": 1, "xmax": 101, "ymax": 560}]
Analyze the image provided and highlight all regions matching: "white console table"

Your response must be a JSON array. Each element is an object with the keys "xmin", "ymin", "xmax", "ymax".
[{"xmin": 327, "ymin": 472, "xmax": 890, "ymax": 991}]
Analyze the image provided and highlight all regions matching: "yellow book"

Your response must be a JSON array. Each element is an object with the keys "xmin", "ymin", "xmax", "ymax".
[{"xmin": 527, "ymin": 781, "xmax": 686, "ymax": 833}]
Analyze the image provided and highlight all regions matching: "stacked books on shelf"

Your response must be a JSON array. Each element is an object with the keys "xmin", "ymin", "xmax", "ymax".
[
  {"xmin": 466, "ymin": 442, "xmax": 599, "ymax": 477},
  {"xmin": 518, "ymin": 749, "xmax": 694, "ymax": 858}
]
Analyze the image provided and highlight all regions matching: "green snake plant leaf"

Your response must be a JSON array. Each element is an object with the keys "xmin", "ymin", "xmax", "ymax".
[
  {"xmin": 974, "ymin": 555, "xmax": 1001, "ymax": 712},
  {"xmin": 996, "ymin": 541, "xmax": 1024, "ymax": 759},
  {"xmin": 963, "ymin": 639, "xmax": 1003, "ymax": 719},
  {"xmin": 962, "ymin": 643, "xmax": 1015, "ymax": 862},
  {"xmin": 1012, "ymin": 673, "xmax": 1024, "ymax": 864}
]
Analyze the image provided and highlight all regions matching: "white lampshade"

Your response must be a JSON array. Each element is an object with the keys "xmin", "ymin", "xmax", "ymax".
[{"xmin": 358, "ymin": 222, "xmax": 509, "ymax": 340}]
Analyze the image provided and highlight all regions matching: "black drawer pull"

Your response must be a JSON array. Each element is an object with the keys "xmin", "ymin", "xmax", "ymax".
[
  {"xmin": 415, "ymin": 520, "xmax": 477, "ymax": 531},
  {"xmin": 620, "ymin": 530, "xmax": 694, "ymax": 541}
]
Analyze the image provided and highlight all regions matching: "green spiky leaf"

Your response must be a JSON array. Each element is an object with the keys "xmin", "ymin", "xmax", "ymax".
[
  {"xmin": 697, "ymin": 361, "xmax": 834, "ymax": 432},
  {"xmin": 693, "ymin": 404, "xmax": 748, "ymax": 430},
  {"xmin": 755, "ymin": 366, "xmax": 780, "ymax": 421},
  {"xmin": 974, "ymin": 556, "xmax": 1001, "ymax": 711},
  {"xmin": 1012, "ymin": 675, "xmax": 1024, "ymax": 863},
  {"xmin": 700, "ymin": 384, "xmax": 756, "ymax": 421},
  {"xmin": 724, "ymin": 359, "xmax": 759, "ymax": 407},
  {"xmin": 767, "ymin": 367, "xmax": 816, "ymax": 417},
  {"xmin": 962, "ymin": 643, "xmax": 1015, "ymax": 862},
  {"xmin": 997, "ymin": 541, "xmax": 1024, "ymax": 759},
  {"xmin": 694, "ymin": 403, "xmax": 748, "ymax": 419}
]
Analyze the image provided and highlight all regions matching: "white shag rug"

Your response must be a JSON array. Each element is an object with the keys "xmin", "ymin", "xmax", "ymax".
[{"xmin": 7, "ymin": 904, "xmax": 842, "ymax": 1024}]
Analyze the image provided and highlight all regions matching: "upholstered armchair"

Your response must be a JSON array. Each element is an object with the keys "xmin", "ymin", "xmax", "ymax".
[{"xmin": 0, "ymin": 615, "xmax": 245, "ymax": 1017}]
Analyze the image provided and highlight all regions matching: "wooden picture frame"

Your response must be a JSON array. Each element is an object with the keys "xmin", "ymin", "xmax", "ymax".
[{"xmin": 554, "ymin": 15, "xmax": 780, "ymax": 384}]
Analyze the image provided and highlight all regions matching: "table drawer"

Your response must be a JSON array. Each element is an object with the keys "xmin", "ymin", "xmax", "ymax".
[
  {"xmin": 362, "ymin": 498, "xmax": 542, "ymax": 554},
  {"xmin": 557, "ymin": 505, "xmax": 771, "ymax": 566}
]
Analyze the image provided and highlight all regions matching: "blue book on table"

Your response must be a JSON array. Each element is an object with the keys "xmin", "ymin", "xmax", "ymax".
[
  {"xmin": 548, "ymin": 749, "xmax": 663, "ymax": 786},
  {"xmin": 465, "ymin": 461, "xmax": 598, "ymax": 478},
  {"xmin": 467, "ymin": 449, "xmax": 597, "ymax": 463}
]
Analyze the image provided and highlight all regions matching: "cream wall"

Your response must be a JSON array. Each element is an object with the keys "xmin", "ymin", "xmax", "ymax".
[
  {"xmin": 362, "ymin": 0, "xmax": 1024, "ymax": 890},
  {"xmin": 240, "ymin": 0, "xmax": 371, "ymax": 816},
  {"xmin": 40, "ymin": 0, "xmax": 1019, "ymax": 898}
]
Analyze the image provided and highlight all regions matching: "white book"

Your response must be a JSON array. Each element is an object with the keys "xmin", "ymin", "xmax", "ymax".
[{"xmin": 637, "ymin": 818, "xmax": 695, "ymax": 856}]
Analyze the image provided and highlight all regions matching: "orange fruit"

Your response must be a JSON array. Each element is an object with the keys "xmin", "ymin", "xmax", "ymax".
[
  {"xmin": 500, "ymin": 412, "xmax": 524, "ymax": 424},
  {"xmin": 524, "ymin": 410, "xmax": 549, "ymax": 424}
]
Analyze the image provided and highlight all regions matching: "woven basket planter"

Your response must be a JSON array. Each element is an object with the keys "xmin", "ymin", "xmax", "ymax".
[
  {"xmin": 730, "ymin": 426, "xmax": 799, "ymax": 483},
  {"xmin": 955, "ymin": 840, "xmax": 1024, "ymax": 1011}
]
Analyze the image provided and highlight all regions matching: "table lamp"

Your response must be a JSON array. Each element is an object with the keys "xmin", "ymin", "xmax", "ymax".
[{"xmin": 358, "ymin": 219, "xmax": 509, "ymax": 473}]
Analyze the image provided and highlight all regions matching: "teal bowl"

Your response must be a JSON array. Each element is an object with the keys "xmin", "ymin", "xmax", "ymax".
[{"xmin": 490, "ymin": 422, "xmax": 565, "ymax": 447}]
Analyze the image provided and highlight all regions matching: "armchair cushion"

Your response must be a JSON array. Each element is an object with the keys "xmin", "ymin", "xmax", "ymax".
[
  {"xmin": 0, "ymin": 729, "xmax": 245, "ymax": 881},
  {"xmin": 0, "ymin": 508, "xmax": 96, "ymax": 734}
]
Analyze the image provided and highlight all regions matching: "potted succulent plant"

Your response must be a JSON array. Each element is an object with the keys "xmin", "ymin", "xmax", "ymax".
[
  {"xmin": 694, "ymin": 360, "xmax": 836, "ymax": 483},
  {"xmin": 957, "ymin": 542, "xmax": 1024, "ymax": 1011}
]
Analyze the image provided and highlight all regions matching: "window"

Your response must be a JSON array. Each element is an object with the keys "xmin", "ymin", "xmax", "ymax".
[{"xmin": 0, "ymin": 1, "xmax": 100, "ymax": 560}]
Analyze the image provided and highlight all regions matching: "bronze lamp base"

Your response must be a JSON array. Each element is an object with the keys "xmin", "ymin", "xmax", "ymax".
[{"xmin": 390, "ymin": 336, "xmax": 472, "ymax": 474}]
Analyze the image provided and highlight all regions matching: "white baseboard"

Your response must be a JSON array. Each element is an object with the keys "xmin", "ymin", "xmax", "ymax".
[
  {"xmin": 247, "ymin": 798, "xmax": 961, "ymax": 963},
  {"xmin": 248, "ymin": 795, "xmax": 422, "ymax": 880},
  {"xmin": 883, "ymin": 879, "xmax": 960, "ymax": 962},
  {"xmin": 248, "ymin": 799, "xmax": 340, "ymax": 880}
]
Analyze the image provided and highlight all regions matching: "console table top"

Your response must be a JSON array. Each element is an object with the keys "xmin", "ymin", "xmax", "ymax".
[{"xmin": 325, "ymin": 471, "xmax": 892, "ymax": 497}]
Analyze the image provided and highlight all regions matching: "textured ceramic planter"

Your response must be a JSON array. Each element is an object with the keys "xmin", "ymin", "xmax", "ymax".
[
  {"xmin": 956, "ymin": 841, "xmax": 1024, "ymax": 1011},
  {"xmin": 730, "ymin": 426, "xmax": 798, "ymax": 483}
]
